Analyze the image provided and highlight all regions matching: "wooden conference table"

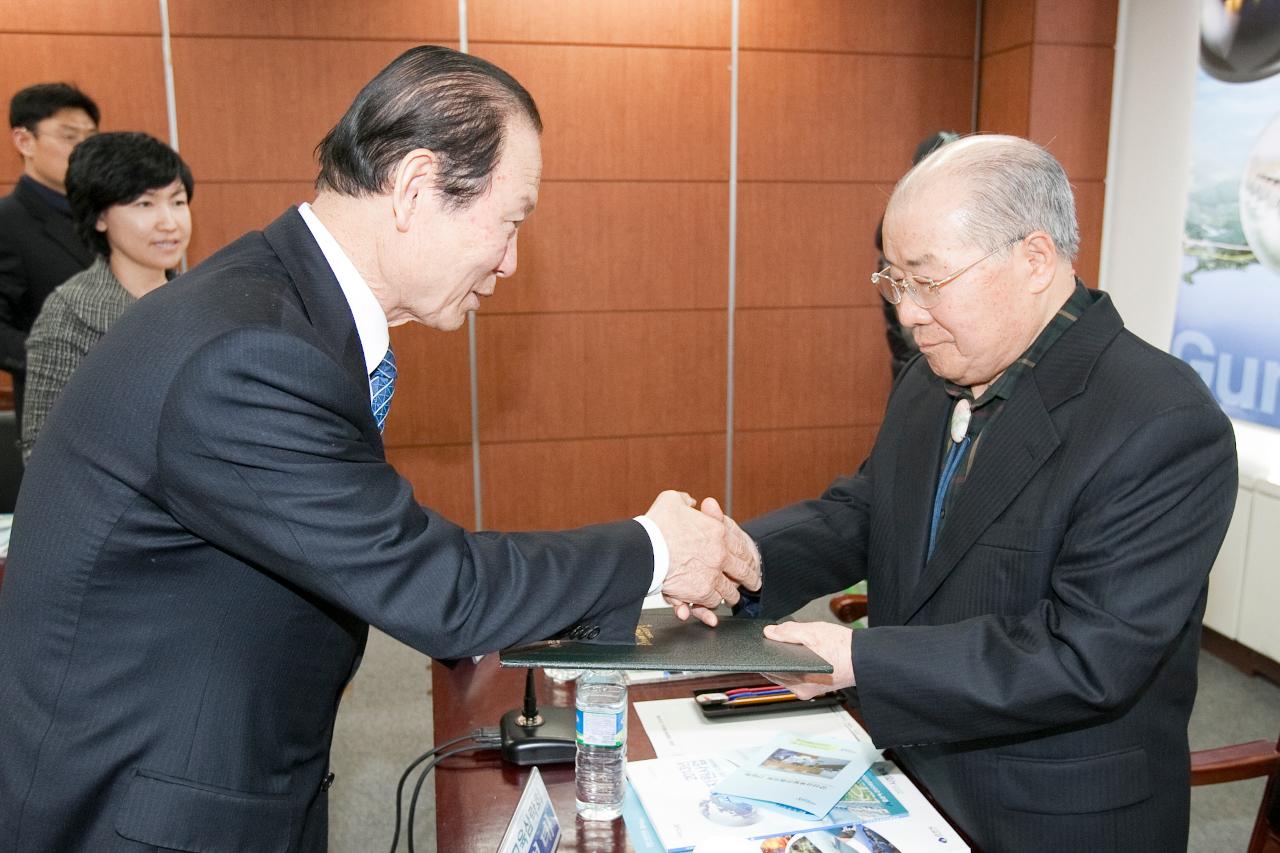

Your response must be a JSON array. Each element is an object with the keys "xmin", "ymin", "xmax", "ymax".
[{"xmin": 431, "ymin": 656, "xmax": 973, "ymax": 852}]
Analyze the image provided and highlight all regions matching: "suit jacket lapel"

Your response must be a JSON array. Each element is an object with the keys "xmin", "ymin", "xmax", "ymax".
[
  {"xmin": 902, "ymin": 382, "xmax": 1060, "ymax": 623},
  {"xmin": 17, "ymin": 180, "xmax": 94, "ymax": 267},
  {"xmin": 885, "ymin": 371, "xmax": 950, "ymax": 619},
  {"xmin": 897, "ymin": 288, "xmax": 1124, "ymax": 624},
  {"xmin": 262, "ymin": 207, "xmax": 380, "ymax": 448}
]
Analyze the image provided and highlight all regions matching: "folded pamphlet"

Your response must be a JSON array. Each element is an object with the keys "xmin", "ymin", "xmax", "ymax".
[{"xmin": 711, "ymin": 733, "xmax": 876, "ymax": 819}]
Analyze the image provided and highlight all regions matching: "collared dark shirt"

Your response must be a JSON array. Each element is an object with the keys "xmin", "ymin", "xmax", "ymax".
[
  {"xmin": 18, "ymin": 174, "xmax": 72, "ymax": 216},
  {"xmin": 932, "ymin": 280, "xmax": 1093, "ymax": 543}
]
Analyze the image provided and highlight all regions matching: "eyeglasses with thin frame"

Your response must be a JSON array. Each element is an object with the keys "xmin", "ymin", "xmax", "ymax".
[
  {"xmin": 28, "ymin": 126, "xmax": 97, "ymax": 147},
  {"xmin": 871, "ymin": 236, "xmax": 1023, "ymax": 309}
]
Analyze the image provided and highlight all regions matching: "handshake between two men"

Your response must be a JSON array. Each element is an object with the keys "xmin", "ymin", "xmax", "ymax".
[
  {"xmin": 643, "ymin": 489, "xmax": 762, "ymax": 627},
  {"xmin": 642, "ymin": 490, "xmax": 855, "ymax": 701}
]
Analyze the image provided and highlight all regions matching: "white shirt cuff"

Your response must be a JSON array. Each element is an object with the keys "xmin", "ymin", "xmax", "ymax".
[{"xmin": 634, "ymin": 515, "xmax": 668, "ymax": 596}]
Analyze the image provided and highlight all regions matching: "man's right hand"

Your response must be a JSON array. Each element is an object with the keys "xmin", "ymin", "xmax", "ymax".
[{"xmin": 645, "ymin": 490, "xmax": 762, "ymax": 627}]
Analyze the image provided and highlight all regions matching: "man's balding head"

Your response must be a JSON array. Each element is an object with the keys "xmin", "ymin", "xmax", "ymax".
[{"xmin": 887, "ymin": 134, "xmax": 1080, "ymax": 264}]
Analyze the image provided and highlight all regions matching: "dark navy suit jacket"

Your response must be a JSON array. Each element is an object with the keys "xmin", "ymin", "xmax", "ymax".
[
  {"xmin": 0, "ymin": 208, "xmax": 651, "ymax": 852},
  {"xmin": 0, "ymin": 177, "xmax": 94, "ymax": 417},
  {"xmin": 745, "ymin": 289, "xmax": 1237, "ymax": 853}
]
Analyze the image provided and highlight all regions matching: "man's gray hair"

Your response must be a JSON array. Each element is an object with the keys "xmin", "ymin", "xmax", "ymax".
[{"xmin": 892, "ymin": 134, "xmax": 1080, "ymax": 262}]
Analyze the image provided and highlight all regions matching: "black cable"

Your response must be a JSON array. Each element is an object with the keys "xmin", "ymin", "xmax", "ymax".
[
  {"xmin": 389, "ymin": 728, "xmax": 502, "ymax": 853},
  {"xmin": 407, "ymin": 743, "xmax": 496, "ymax": 853},
  {"xmin": 387, "ymin": 734, "xmax": 473, "ymax": 853}
]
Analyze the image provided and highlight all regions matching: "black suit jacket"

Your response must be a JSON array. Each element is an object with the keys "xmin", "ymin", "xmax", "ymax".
[
  {"xmin": 0, "ymin": 208, "xmax": 652, "ymax": 852},
  {"xmin": 744, "ymin": 290, "xmax": 1237, "ymax": 853},
  {"xmin": 0, "ymin": 177, "xmax": 95, "ymax": 416}
]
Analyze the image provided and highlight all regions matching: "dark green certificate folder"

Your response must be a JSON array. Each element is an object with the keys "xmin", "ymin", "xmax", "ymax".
[{"xmin": 498, "ymin": 610, "xmax": 833, "ymax": 674}]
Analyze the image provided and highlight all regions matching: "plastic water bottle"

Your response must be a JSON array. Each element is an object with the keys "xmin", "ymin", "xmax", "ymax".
[
  {"xmin": 544, "ymin": 667, "xmax": 583, "ymax": 684},
  {"xmin": 574, "ymin": 669, "xmax": 627, "ymax": 820}
]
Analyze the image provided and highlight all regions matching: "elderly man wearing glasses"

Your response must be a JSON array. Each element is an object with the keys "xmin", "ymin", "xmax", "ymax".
[{"xmin": 729, "ymin": 134, "xmax": 1237, "ymax": 853}]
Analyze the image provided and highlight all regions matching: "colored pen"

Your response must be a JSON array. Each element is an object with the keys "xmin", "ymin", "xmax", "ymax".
[
  {"xmin": 724, "ymin": 685, "xmax": 791, "ymax": 698},
  {"xmin": 695, "ymin": 689, "xmax": 800, "ymax": 707}
]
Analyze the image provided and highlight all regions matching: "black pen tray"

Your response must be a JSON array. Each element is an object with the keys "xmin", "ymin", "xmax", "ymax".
[{"xmin": 693, "ymin": 687, "xmax": 845, "ymax": 719}]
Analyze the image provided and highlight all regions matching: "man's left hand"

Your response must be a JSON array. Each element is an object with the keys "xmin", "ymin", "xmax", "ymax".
[{"xmin": 761, "ymin": 621, "xmax": 855, "ymax": 699}]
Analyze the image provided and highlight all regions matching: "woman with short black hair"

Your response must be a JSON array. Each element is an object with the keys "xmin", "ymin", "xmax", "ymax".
[{"xmin": 20, "ymin": 131, "xmax": 193, "ymax": 460}]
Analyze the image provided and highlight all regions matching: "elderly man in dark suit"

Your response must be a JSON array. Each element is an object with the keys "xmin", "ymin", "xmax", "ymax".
[
  {"xmin": 0, "ymin": 47, "xmax": 758, "ymax": 852},
  {"xmin": 737, "ymin": 135, "xmax": 1237, "ymax": 852},
  {"xmin": 0, "ymin": 82, "xmax": 99, "ymax": 421}
]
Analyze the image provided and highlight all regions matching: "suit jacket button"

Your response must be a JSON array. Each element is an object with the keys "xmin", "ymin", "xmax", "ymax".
[{"xmin": 320, "ymin": 772, "xmax": 336, "ymax": 791}]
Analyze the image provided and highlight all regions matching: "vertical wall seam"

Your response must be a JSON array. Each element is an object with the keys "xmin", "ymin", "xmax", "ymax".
[
  {"xmin": 159, "ymin": 0, "xmax": 180, "ymax": 150},
  {"xmin": 459, "ymin": 0, "xmax": 483, "ymax": 530},
  {"xmin": 1025, "ymin": 0, "xmax": 1036, "ymax": 136},
  {"xmin": 971, "ymin": 0, "xmax": 983, "ymax": 132},
  {"xmin": 724, "ymin": 0, "xmax": 740, "ymax": 514},
  {"xmin": 458, "ymin": 0, "xmax": 469, "ymax": 54},
  {"xmin": 158, "ymin": 0, "xmax": 185, "ymax": 272}
]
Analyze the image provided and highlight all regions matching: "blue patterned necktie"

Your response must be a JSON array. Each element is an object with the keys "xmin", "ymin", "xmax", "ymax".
[{"xmin": 369, "ymin": 347, "xmax": 396, "ymax": 433}]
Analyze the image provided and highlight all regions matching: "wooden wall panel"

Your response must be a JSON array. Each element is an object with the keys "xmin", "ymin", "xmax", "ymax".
[
  {"xmin": 384, "ymin": 325, "xmax": 473, "ymax": 447},
  {"xmin": 1028, "ymin": 44, "xmax": 1114, "ymax": 181},
  {"xmin": 490, "ymin": 181, "xmax": 727, "ymax": 314},
  {"xmin": 170, "ymin": 38, "xmax": 421, "ymax": 182},
  {"xmin": 981, "ymin": 0, "xmax": 1034, "ymax": 55},
  {"xmin": 482, "ymin": 433, "xmax": 725, "ymax": 531},
  {"xmin": 469, "ymin": 0, "xmax": 729, "ymax": 48},
  {"xmin": 0, "ymin": 0, "xmax": 159, "ymax": 34},
  {"xmin": 977, "ymin": 46, "xmax": 1032, "ymax": 137},
  {"xmin": 0, "ymin": 34, "xmax": 168, "ymax": 183},
  {"xmin": 731, "ymin": 2, "xmax": 980, "ymax": 517},
  {"xmin": 167, "ymin": 0, "xmax": 455, "ymax": 40},
  {"xmin": 741, "ymin": 0, "xmax": 975, "ymax": 55},
  {"xmin": 737, "ymin": 182, "xmax": 891, "ymax": 309},
  {"xmin": 385, "ymin": 444, "xmax": 475, "ymax": 529},
  {"xmin": 739, "ymin": 52, "xmax": 973, "ymax": 182},
  {"xmin": 1073, "ymin": 180, "xmax": 1105, "ymax": 286},
  {"xmin": 184, "ymin": 181, "xmax": 313, "ymax": 264},
  {"xmin": 977, "ymin": 0, "xmax": 1116, "ymax": 285},
  {"xmin": 734, "ymin": 307, "xmax": 891, "ymax": 431},
  {"xmin": 473, "ymin": 44, "xmax": 730, "ymax": 181},
  {"xmin": 1034, "ymin": 0, "xmax": 1119, "ymax": 45},
  {"xmin": 733, "ymin": 425, "xmax": 878, "ymax": 519},
  {"xmin": 477, "ymin": 312, "xmax": 727, "ymax": 443},
  {"xmin": 471, "ymin": 17, "xmax": 733, "ymax": 530}
]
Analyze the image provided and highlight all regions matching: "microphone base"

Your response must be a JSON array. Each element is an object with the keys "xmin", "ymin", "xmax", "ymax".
[{"xmin": 500, "ymin": 706, "xmax": 577, "ymax": 765}]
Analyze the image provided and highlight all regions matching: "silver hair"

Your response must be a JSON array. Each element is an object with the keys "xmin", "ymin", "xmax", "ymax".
[{"xmin": 890, "ymin": 134, "xmax": 1080, "ymax": 262}]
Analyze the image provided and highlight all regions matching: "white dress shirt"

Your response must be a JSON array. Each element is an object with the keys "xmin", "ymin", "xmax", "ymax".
[{"xmin": 296, "ymin": 203, "xmax": 668, "ymax": 595}]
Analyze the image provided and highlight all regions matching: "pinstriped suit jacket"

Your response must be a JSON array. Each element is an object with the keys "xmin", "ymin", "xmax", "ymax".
[
  {"xmin": 0, "ymin": 208, "xmax": 651, "ymax": 852},
  {"xmin": 745, "ymin": 289, "xmax": 1236, "ymax": 853}
]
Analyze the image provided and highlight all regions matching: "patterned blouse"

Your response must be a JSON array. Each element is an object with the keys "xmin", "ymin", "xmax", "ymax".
[{"xmin": 20, "ymin": 257, "xmax": 136, "ymax": 460}]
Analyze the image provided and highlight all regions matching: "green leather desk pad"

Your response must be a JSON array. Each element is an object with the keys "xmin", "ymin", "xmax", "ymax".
[{"xmin": 499, "ymin": 610, "xmax": 832, "ymax": 674}]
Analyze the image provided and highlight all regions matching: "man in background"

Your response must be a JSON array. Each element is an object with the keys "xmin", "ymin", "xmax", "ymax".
[
  {"xmin": 0, "ymin": 82, "xmax": 99, "ymax": 423},
  {"xmin": 738, "ymin": 135, "xmax": 1236, "ymax": 851},
  {"xmin": 0, "ymin": 47, "xmax": 757, "ymax": 851}
]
